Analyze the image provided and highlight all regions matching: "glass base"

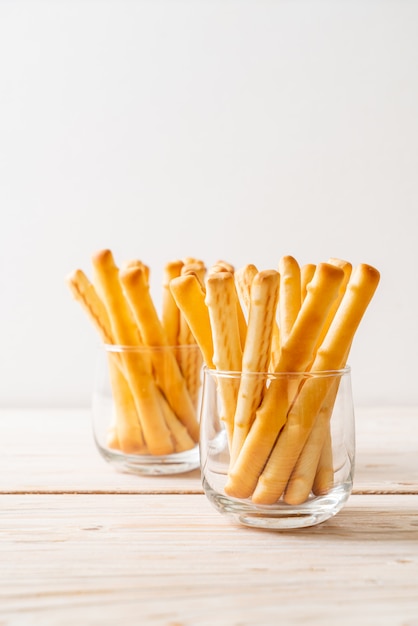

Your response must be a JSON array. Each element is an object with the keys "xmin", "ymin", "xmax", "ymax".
[
  {"xmin": 202, "ymin": 478, "xmax": 352, "ymax": 530},
  {"xmin": 96, "ymin": 444, "xmax": 200, "ymax": 476}
]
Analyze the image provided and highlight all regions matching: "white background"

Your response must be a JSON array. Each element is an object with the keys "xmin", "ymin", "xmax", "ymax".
[{"xmin": 0, "ymin": 0, "xmax": 417, "ymax": 409}]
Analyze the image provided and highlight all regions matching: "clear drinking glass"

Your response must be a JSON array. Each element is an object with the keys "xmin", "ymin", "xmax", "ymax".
[
  {"xmin": 92, "ymin": 344, "xmax": 202, "ymax": 475},
  {"xmin": 199, "ymin": 366, "xmax": 355, "ymax": 529}
]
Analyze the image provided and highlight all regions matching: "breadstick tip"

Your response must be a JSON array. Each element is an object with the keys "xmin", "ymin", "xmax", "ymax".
[
  {"xmin": 92, "ymin": 249, "xmax": 113, "ymax": 264},
  {"xmin": 119, "ymin": 265, "xmax": 147, "ymax": 288}
]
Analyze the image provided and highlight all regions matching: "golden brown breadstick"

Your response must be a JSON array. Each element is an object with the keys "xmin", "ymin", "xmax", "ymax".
[
  {"xmin": 230, "ymin": 270, "xmax": 280, "ymax": 464},
  {"xmin": 122, "ymin": 361, "xmax": 174, "ymax": 454},
  {"xmin": 212, "ymin": 259, "xmax": 235, "ymax": 273},
  {"xmin": 179, "ymin": 262, "xmax": 205, "ymax": 335},
  {"xmin": 300, "ymin": 264, "xmax": 316, "ymax": 301},
  {"xmin": 283, "ymin": 376, "xmax": 341, "ymax": 504},
  {"xmin": 120, "ymin": 265, "xmax": 200, "ymax": 442},
  {"xmin": 66, "ymin": 268, "xmax": 146, "ymax": 452},
  {"xmin": 66, "ymin": 269, "xmax": 114, "ymax": 344},
  {"xmin": 91, "ymin": 250, "xmax": 173, "ymax": 455},
  {"xmin": 170, "ymin": 273, "xmax": 213, "ymax": 405},
  {"xmin": 183, "ymin": 256, "xmax": 205, "ymax": 267},
  {"xmin": 178, "ymin": 315, "xmax": 197, "ymax": 349},
  {"xmin": 107, "ymin": 354, "xmax": 148, "ymax": 453},
  {"xmin": 178, "ymin": 347, "xmax": 203, "ymax": 410},
  {"xmin": 278, "ymin": 255, "xmax": 301, "ymax": 343},
  {"xmin": 205, "ymin": 272, "xmax": 243, "ymax": 442},
  {"xmin": 157, "ymin": 388, "xmax": 196, "ymax": 452},
  {"xmin": 225, "ymin": 263, "xmax": 345, "ymax": 499},
  {"xmin": 236, "ymin": 303, "xmax": 248, "ymax": 354},
  {"xmin": 169, "ymin": 274, "xmax": 214, "ymax": 368},
  {"xmin": 122, "ymin": 259, "xmax": 150, "ymax": 284},
  {"xmin": 287, "ymin": 331, "xmax": 353, "ymax": 502},
  {"xmin": 234, "ymin": 264, "xmax": 257, "ymax": 353},
  {"xmin": 210, "ymin": 262, "xmax": 247, "ymax": 351},
  {"xmin": 284, "ymin": 411, "xmax": 334, "ymax": 504},
  {"xmin": 311, "ymin": 428, "xmax": 334, "ymax": 496},
  {"xmin": 303, "ymin": 343, "xmax": 352, "ymax": 499},
  {"xmin": 119, "ymin": 265, "xmax": 168, "ymax": 346},
  {"xmin": 91, "ymin": 249, "xmax": 141, "ymax": 347},
  {"xmin": 234, "ymin": 264, "xmax": 281, "ymax": 369},
  {"xmin": 234, "ymin": 264, "xmax": 258, "ymax": 314},
  {"xmin": 311, "ymin": 258, "xmax": 352, "ymax": 360},
  {"xmin": 252, "ymin": 263, "xmax": 380, "ymax": 504},
  {"xmin": 162, "ymin": 260, "xmax": 184, "ymax": 345},
  {"xmin": 296, "ymin": 260, "xmax": 353, "ymax": 488},
  {"xmin": 277, "ymin": 263, "xmax": 344, "ymax": 371},
  {"xmin": 182, "ymin": 259, "xmax": 206, "ymax": 286},
  {"xmin": 177, "ymin": 262, "xmax": 204, "ymax": 401},
  {"xmin": 205, "ymin": 272, "xmax": 243, "ymax": 372}
]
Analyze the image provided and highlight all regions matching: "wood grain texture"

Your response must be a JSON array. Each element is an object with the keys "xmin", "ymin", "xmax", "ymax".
[
  {"xmin": 1, "ymin": 494, "xmax": 418, "ymax": 626},
  {"xmin": 1, "ymin": 408, "xmax": 418, "ymax": 624},
  {"xmin": 0, "ymin": 410, "xmax": 201, "ymax": 494}
]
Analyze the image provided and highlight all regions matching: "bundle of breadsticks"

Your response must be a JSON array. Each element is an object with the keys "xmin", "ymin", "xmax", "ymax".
[
  {"xmin": 169, "ymin": 255, "xmax": 380, "ymax": 505},
  {"xmin": 66, "ymin": 249, "xmax": 206, "ymax": 456}
]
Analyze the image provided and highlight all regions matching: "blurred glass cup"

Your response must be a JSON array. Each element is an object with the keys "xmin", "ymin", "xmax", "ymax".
[{"xmin": 92, "ymin": 343, "xmax": 202, "ymax": 475}]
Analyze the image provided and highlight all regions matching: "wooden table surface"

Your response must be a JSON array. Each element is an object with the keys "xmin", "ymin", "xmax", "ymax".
[{"xmin": 1, "ymin": 407, "xmax": 417, "ymax": 625}]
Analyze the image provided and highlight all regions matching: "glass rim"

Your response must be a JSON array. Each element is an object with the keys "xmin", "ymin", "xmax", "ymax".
[
  {"xmin": 101, "ymin": 343, "xmax": 200, "ymax": 354},
  {"xmin": 203, "ymin": 365, "xmax": 351, "ymax": 379}
]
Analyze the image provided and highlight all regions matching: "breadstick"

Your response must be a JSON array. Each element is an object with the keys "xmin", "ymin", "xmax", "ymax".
[
  {"xmin": 310, "ymin": 258, "xmax": 352, "ymax": 360},
  {"xmin": 205, "ymin": 272, "xmax": 242, "ymax": 372},
  {"xmin": 120, "ymin": 265, "xmax": 200, "ymax": 442},
  {"xmin": 181, "ymin": 259, "xmax": 206, "ymax": 287},
  {"xmin": 178, "ymin": 347, "xmax": 203, "ymax": 410},
  {"xmin": 169, "ymin": 274, "xmax": 214, "ymax": 368},
  {"xmin": 66, "ymin": 269, "xmax": 114, "ymax": 344},
  {"xmin": 157, "ymin": 388, "xmax": 196, "ymax": 452},
  {"xmin": 230, "ymin": 270, "xmax": 280, "ymax": 465},
  {"xmin": 296, "ymin": 259, "xmax": 353, "ymax": 488},
  {"xmin": 284, "ymin": 407, "xmax": 335, "ymax": 504},
  {"xmin": 122, "ymin": 259, "xmax": 150, "ymax": 285},
  {"xmin": 169, "ymin": 273, "xmax": 212, "ymax": 405},
  {"xmin": 285, "ymin": 300, "xmax": 351, "ymax": 502},
  {"xmin": 283, "ymin": 376, "xmax": 341, "ymax": 504},
  {"xmin": 91, "ymin": 249, "xmax": 141, "ymax": 347},
  {"xmin": 183, "ymin": 256, "xmax": 206, "ymax": 267},
  {"xmin": 234, "ymin": 263, "xmax": 281, "ymax": 369},
  {"xmin": 252, "ymin": 263, "xmax": 380, "ymax": 504},
  {"xmin": 175, "ymin": 308, "xmax": 202, "ymax": 406},
  {"xmin": 236, "ymin": 301, "xmax": 247, "ymax": 354},
  {"xmin": 179, "ymin": 262, "xmax": 204, "ymax": 329},
  {"xmin": 122, "ymin": 362, "xmax": 175, "ymax": 454},
  {"xmin": 300, "ymin": 264, "xmax": 316, "ymax": 301},
  {"xmin": 286, "ymin": 342, "xmax": 351, "ymax": 502},
  {"xmin": 92, "ymin": 250, "xmax": 173, "ymax": 455},
  {"xmin": 107, "ymin": 354, "xmax": 148, "ymax": 453},
  {"xmin": 162, "ymin": 260, "xmax": 184, "ymax": 345},
  {"xmin": 120, "ymin": 265, "xmax": 168, "ymax": 346},
  {"xmin": 169, "ymin": 268, "xmax": 208, "ymax": 404},
  {"xmin": 205, "ymin": 272, "xmax": 243, "ymax": 442},
  {"xmin": 210, "ymin": 262, "xmax": 247, "ymax": 351},
  {"xmin": 278, "ymin": 255, "xmax": 301, "ymax": 343},
  {"xmin": 175, "ymin": 262, "xmax": 204, "ymax": 402},
  {"xmin": 234, "ymin": 264, "xmax": 258, "ymax": 314},
  {"xmin": 311, "ymin": 428, "xmax": 334, "ymax": 495},
  {"xmin": 277, "ymin": 264, "xmax": 344, "ymax": 371},
  {"xmin": 225, "ymin": 263, "xmax": 344, "ymax": 499},
  {"xmin": 212, "ymin": 259, "xmax": 235, "ymax": 273},
  {"xmin": 66, "ymin": 268, "xmax": 146, "ymax": 452}
]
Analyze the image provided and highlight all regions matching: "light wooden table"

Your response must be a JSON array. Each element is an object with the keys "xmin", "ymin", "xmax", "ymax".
[{"xmin": 1, "ymin": 407, "xmax": 417, "ymax": 625}]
